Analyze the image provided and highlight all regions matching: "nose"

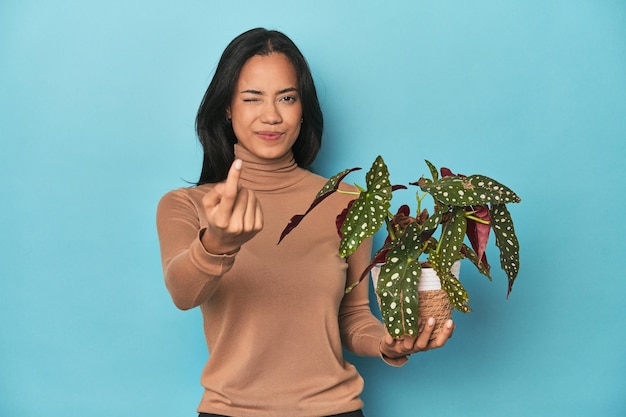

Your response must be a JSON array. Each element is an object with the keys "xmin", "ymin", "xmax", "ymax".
[{"xmin": 260, "ymin": 102, "xmax": 282, "ymax": 124}]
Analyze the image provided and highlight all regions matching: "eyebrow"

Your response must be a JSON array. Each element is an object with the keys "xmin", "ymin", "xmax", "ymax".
[{"xmin": 239, "ymin": 87, "xmax": 298, "ymax": 95}]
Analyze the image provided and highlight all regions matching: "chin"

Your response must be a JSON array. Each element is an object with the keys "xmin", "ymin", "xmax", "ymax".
[{"xmin": 254, "ymin": 143, "xmax": 294, "ymax": 160}]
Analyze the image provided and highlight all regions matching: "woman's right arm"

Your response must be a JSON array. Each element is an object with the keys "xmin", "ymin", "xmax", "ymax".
[
  {"xmin": 156, "ymin": 189, "xmax": 238, "ymax": 310},
  {"xmin": 156, "ymin": 159, "xmax": 263, "ymax": 310}
]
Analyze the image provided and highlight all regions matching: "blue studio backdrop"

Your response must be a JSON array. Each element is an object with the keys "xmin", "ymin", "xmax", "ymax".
[{"xmin": 1, "ymin": 1, "xmax": 625, "ymax": 416}]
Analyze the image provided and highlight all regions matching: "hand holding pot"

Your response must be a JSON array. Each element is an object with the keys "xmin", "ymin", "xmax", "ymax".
[{"xmin": 380, "ymin": 318, "xmax": 455, "ymax": 360}]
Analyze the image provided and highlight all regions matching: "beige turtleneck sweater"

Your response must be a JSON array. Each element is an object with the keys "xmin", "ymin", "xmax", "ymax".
[{"xmin": 156, "ymin": 144, "xmax": 393, "ymax": 417}]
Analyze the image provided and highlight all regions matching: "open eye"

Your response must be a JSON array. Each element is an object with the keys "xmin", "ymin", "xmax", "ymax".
[{"xmin": 280, "ymin": 95, "xmax": 298, "ymax": 104}]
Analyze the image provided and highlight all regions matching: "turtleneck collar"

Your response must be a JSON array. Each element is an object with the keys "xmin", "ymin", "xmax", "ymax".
[{"xmin": 234, "ymin": 143, "xmax": 308, "ymax": 192}]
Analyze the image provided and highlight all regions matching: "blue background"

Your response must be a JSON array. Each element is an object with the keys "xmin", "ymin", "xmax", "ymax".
[{"xmin": 1, "ymin": 1, "xmax": 625, "ymax": 416}]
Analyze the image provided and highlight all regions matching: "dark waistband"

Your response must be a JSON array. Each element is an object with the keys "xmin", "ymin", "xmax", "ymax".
[{"xmin": 199, "ymin": 410, "xmax": 364, "ymax": 417}]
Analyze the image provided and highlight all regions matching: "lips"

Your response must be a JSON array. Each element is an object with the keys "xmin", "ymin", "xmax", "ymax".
[{"xmin": 256, "ymin": 131, "xmax": 283, "ymax": 141}]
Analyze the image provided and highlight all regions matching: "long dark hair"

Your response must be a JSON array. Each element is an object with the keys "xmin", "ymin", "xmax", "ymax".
[{"xmin": 195, "ymin": 28, "xmax": 323, "ymax": 184}]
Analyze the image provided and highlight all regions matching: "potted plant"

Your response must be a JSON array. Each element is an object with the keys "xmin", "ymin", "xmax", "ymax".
[{"xmin": 279, "ymin": 156, "xmax": 521, "ymax": 339}]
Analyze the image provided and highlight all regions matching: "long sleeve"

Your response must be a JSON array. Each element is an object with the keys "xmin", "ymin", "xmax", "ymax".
[
  {"xmin": 338, "ymin": 237, "xmax": 386, "ymax": 354},
  {"xmin": 156, "ymin": 187, "xmax": 237, "ymax": 310}
]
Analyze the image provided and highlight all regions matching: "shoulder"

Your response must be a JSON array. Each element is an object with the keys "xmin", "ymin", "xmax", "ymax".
[{"xmin": 157, "ymin": 184, "xmax": 214, "ymax": 215}]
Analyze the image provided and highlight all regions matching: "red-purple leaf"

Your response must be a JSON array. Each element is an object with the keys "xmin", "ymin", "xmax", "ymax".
[
  {"xmin": 372, "ymin": 248, "xmax": 389, "ymax": 265},
  {"xmin": 335, "ymin": 199, "xmax": 356, "ymax": 238},
  {"xmin": 396, "ymin": 204, "xmax": 410, "ymax": 217},
  {"xmin": 279, "ymin": 214, "xmax": 305, "ymax": 244},
  {"xmin": 465, "ymin": 205, "xmax": 491, "ymax": 266},
  {"xmin": 441, "ymin": 166, "xmax": 466, "ymax": 178},
  {"xmin": 352, "ymin": 243, "xmax": 395, "ymax": 291},
  {"xmin": 441, "ymin": 167, "xmax": 455, "ymax": 177}
]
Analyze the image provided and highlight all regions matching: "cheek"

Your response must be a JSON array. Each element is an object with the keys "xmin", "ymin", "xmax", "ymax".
[
  {"xmin": 289, "ymin": 106, "xmax": 303, "ymax": 130},
  {"xmin": 290, "ymin": 120, "xmax": 302, "ymax": 140},
  {"xmin": 230, "ymin": 118, "xmax": 247, "ymax": 142},
  {"xmin": 230, "ymin": 107, "xmax": 252, "ymax": 130}
]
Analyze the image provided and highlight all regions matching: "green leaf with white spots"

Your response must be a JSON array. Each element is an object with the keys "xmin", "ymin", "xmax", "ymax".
[
  {"xmin": 431, "ymin": 253, "xmax": 471, "ymax": 313},
  {"xmin": 420, "ymin": 175, "xmax": 521, "ymax": 207},
  {"xmin": 469, "ymin": 175, "xmax": 521, "ymax": 204},
  {"xmin": 490, "ymin": 204, "xmax": 520, "ymax": 296},
  {"xmin": 429, "ymin": 207, "xmax": 471, "ymax": 312},
  {"xmin": 376, "ymin": 222, "xmax": 425, "ymax": 338},
  {"xmin": 461, "ymin": 244, "xmax": 492, "ymax": 280},
  {"xmin": 315, "ymin": 167, "xmax": 361, "ymax": 199},
  {"xmin": 425, "ymin": 159, "xmax": 439, "ymax": 182},
  {"xmin": 339, "ymin": 156, "xmax": 392, "ymax": 258},
  {"xmin": 419, "ymin": 204, "xmax": 445, "ymax": 240},
  {"xmin": 436, "ymin": 206, "xmax": 467, "ymax": 272}
]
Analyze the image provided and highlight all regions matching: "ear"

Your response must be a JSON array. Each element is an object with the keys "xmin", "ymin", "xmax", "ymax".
[{"xmin": 225, "ymin": 107, "xmax": 231, "ymax": 121}]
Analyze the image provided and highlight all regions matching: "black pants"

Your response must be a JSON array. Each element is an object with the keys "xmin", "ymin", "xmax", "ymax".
[{"xmin": 199, "ymin": 410, "xmax": 364, "ymax": 417}]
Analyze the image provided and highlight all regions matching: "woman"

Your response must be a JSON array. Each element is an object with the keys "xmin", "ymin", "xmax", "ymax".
[{"xmin": 156, "ymin": 28, "xmax": 454, "ymax": 417}]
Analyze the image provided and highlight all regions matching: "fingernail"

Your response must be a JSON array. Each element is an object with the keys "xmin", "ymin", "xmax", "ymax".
[
  {"xmin": 234, "ymin": 159, "xmax": 242, "ymax": 170},
  {"xmin": 446, "ymin": 320, "xmax": 453, "ymax": 329},
  {"xmin": 427, "ymin": 318, "xmax": 435, "ymax": 326}
]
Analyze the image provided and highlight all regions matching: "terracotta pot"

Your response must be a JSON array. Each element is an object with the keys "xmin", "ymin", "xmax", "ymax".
[{"xmin": 371, "ymin": 262, "xmax": 459, "ymax": 340}]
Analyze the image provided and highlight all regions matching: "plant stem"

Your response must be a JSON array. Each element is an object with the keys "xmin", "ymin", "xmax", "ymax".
[
  {"xmin": 465, "ymin": 213, "xmax": 490, "ymax": 224},
  {"xmin": 336, "ymin": 189, "xmax": 361, "ymax": 196},
  {"xmin": 416, "ymin": 191, "xmax": 426, "ymax": 214},
  {"xmin": 384, "ymin": 216, "xmax": 396, "ymax": 241}
]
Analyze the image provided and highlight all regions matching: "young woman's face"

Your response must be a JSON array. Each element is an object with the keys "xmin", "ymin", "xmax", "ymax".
[{"xmin": 227, "ymin": 53, "xmax": 302, "ymax": 161}]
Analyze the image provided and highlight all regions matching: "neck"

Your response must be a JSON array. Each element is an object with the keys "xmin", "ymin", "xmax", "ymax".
[{"xmin": 234, "ymin": 144, "xmax": 307, "ymax": 191}]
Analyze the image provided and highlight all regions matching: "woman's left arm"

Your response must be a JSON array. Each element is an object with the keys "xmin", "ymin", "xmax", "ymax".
[{"xmin": 337, "ymin": 237, "xmax": 391, "ymax": 359}]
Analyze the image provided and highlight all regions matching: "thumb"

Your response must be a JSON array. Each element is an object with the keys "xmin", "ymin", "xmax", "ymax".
[{"xmin": 202, "ymin": 182, "xmax": 226, "ymax": 209}]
